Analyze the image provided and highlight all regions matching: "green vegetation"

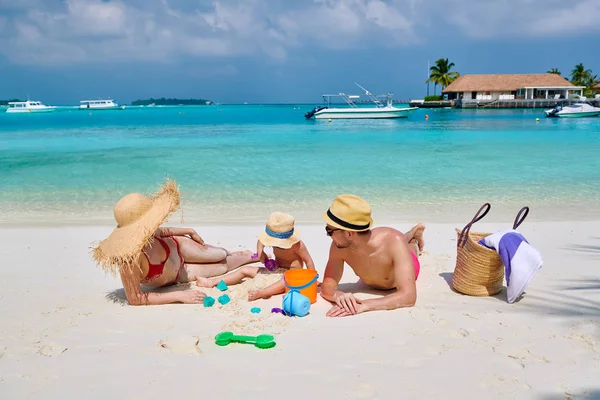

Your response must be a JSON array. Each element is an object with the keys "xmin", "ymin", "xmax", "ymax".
[
  {"xmin": 569, "ymin": 63, "xmax": 598, "ymax": 94},
  {"xmin": 131, "ymin": 97, "xmax": 213, "ymax": 106},
  {"xmin": 426, "ymin": 58, "xmax": 460, "ymax": 96},
  {"xmin": 547, "ymin": 68, "xmax": 561, "ymax": 76},
  {"xmin": 0, "ymin": 99, "xmax": 23, "ymax": 106},
  {"xmin": 424, "ymin": 95, "xmax": 443, "ymax": 101}
]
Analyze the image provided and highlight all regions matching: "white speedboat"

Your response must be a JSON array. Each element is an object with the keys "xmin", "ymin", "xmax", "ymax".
[
  {"xmin": 5, "ymin": 100, "xmax": 56, "ymax": 113},
  {"xmin": 545, "ymin": 102, "xmax": 600, "ymax": 118},
  {"xmin": 305, "ymin": 84, "xmax": 417, "ymax": 120},
  {"xmin": 79, "ymin": 99, "xmax": 125, "ymax": 110}
]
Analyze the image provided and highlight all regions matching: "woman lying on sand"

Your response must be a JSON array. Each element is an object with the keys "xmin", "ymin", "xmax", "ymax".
[{"xmin": 92, "ymin": 179, "xmax": 256, "ymax": 305}]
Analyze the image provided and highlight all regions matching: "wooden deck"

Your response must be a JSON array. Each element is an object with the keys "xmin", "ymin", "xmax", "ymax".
[{"xmin": 457, "ymin": 98, "xmax": 599, "ymax": 109}]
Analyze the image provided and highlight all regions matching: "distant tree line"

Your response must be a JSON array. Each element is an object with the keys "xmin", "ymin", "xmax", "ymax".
[
  {"xmin": 131, "ymin": 97, "xmax": 213, "ymax": 106},
  {"xmin": 547, "ymin": 64, "xmax": 599, "ymax": 94},
  {"xmin": 0, "ymin": 99, "xmax": 24, "ymax": 106}
]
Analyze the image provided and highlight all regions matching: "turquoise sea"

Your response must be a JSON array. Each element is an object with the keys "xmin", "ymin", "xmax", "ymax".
[{"xmin": 1, "ymin": 105, "xmax": 600, "ymax": 224}]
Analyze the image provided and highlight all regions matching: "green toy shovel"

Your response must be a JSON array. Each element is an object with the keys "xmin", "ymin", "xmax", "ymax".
[{"xmin": 214, "ymin": 331, "xmax": 276, "ymax": 349}]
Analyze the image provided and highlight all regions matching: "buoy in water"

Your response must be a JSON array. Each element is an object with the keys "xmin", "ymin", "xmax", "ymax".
[
  {"xmin": 536, "ymin": 118, "xmax": 540, "ymax": 122},
  {"xmin": 328, "ymin": 119, "xmax": 332, "ymax": 123},
  {"xmin": 425, "ymin": 114, "xmax": 429, "ymax": 120}
]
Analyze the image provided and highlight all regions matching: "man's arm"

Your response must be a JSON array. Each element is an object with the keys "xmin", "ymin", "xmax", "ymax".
[
  {"xmin": 359, "ymin": 236, "xmax": 417, "ymax": 312},
  {"xmin": 320, "ymin": 244, "xmax": 346, "ymax": 302}
]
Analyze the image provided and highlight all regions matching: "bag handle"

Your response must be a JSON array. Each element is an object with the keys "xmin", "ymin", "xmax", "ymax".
[
  {"xmin": 457, "ymin": 203, "xmax": 491, "ymax": 248},
  {"xmin": 512, "ymin": 206, "xmax": 529, "ymax": 229}
]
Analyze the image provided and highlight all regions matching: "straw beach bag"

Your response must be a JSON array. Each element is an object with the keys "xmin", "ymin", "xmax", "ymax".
[{"xmin": 453, "ymin": 203, "xmax": 530, "ymax": 297}]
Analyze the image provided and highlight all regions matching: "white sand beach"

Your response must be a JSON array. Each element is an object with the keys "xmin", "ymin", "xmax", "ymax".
[{"xmin": 0, "ymin": 220, "xmax": 599, "ymax": 399}]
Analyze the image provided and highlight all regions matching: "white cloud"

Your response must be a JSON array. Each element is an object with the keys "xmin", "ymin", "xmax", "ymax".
[
  {"xmin": 437, "ymin": 0, "xmax": 600, "ymax": 38},
  {"xmin": 0, "ymin": 0, "xmax": 420, "ymax": 65},
  {"xmin": 0, "ymin": 0, "xmax": 598, "ymax": 66}
]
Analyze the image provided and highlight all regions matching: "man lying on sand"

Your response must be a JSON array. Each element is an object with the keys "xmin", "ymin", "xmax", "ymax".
[
  {"xmin": 92, "ymin": 179, "xmax": 255, "ymax": 306},
  {"xmin": 321, "ymin": 194, "xmax": 425, "ymax": 317}
]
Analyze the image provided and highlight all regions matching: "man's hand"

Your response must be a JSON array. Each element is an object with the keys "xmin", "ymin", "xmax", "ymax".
[
  {"xmin": 188, "ymin": 229, "xmax": 205, "ymax": 246},
  {"xmin": 330, "ymin": 293, "xmax": 361, "ymax": 315},
  {"xmin": 326, "ymin": 301, "xmax": 366, "ymax": 317},
  {"xmin": 178, "ymin": 290, "xmax": 207, "ymax": 304}
]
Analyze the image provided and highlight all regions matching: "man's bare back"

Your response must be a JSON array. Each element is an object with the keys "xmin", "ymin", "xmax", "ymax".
[{"xmin": 332, "ymin": 226, "xmax": 424, "ymax": 290}]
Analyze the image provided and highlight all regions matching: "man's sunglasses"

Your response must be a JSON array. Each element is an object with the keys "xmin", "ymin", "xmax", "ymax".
[{"xmin": 325, "ymin": 226, "xmax": 341, "ymax": 236}]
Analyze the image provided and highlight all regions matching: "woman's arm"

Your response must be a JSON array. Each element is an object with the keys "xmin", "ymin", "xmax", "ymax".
[
  {"xmin": 157, "ymin": 227, "xmax": 204, "ymax": 245},
  {"xmin": 119, "ymin": 255, "xmax": 206, "ymax": 305}
]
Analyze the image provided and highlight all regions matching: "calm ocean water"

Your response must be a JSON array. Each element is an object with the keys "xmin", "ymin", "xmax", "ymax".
[{"xmin": 1, "ymin": 104, "xmax": 600, "ymax": 224}]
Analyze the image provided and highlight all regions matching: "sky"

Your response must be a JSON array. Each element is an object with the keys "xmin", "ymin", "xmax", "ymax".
[{"xmin": 1, "ymin": 0, "xmax": 599, "ymax": 104}]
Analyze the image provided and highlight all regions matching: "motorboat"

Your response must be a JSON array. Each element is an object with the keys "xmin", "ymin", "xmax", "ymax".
[
  {"xmin": 305, "ymin": 83, "xmax": 417, "ymax": 120},
  {"xmin": 79, "ymin": 99, "xmax": 125, "ymax": 110},
  {"xmin": 5, "ymin": 100, "xmax": 56, "ymax": 113},
  {"xmin": 545, "ymin": 101, "xmax": 600, "ymax": 118}
]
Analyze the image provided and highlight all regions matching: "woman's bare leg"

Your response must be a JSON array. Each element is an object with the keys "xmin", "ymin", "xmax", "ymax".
[
  {"xmin": 177, "ymin": 252, "xmax": 260, "ymax": 283},
  {"xmin": 196, "ymin": 266, "xmax": 260, "ymax": 288},
  {"xmin": 174, "ymin": 236, "xmax": 257, "ymax": 269}
]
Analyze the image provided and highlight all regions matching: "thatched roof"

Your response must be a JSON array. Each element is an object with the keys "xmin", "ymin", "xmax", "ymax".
[{"xmin": 442, "ymin": 74, "xmax": 576, "ymax": 93}]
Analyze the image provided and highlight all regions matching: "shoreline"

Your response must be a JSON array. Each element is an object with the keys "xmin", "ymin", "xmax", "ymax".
[{"xmin": 1, "ymin": 199, "xmax": 599, "ymax": 227}]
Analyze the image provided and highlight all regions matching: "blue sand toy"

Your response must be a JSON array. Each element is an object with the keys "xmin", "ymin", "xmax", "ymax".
[
  {"xmin": 203, "ymin": 296, "xmax": 215, "ymax": 307},
  {"xmin": 218, "ymin": 294, "xmax": 231, "ymax": 305},
  {"xmin": 250, "ymin": 307, "xmax": 261, "ymax": 314},
  {"xmin": 282, "ymin": 290, "xmax": 311, "ymax": 317},
  {"xmin": 216, "ymin": 280, "xmax": 228, "ymax": 291}
]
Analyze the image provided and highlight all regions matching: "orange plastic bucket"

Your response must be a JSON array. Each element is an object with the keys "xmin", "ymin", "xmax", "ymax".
[{"xmin": 284, "ymin": 269, "xmax": 318, "ymax": 304}]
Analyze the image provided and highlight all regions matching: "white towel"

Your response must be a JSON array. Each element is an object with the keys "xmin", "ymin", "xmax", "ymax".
[{"xmin": 479, "ymin": 229, "xmax": 543, "ymax": 303}]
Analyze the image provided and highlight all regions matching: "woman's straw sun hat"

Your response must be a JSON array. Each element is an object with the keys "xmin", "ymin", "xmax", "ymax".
[
  {"xmin": 323, "ymin": 194, "xmax": 373, "ymax": 232},
  {"xmin": 92, "ymin": 178, "xmax": 181, "ymax": 275},
  {"xmin": 258, "ymin": 212, "xmax": 301, "ymax": 249}
]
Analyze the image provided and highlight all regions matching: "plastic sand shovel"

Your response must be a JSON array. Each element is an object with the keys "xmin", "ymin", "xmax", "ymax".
[{"xmin": 214, "ymin": 332, "xmax": 276, "ymax": 349}]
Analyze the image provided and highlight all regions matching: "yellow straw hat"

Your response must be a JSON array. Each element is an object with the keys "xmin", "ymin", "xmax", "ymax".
[
  {"xmin": 92, "ymin": 178, "xmax": 181, "ymax": 275},
  {"xmin": 323, "ymin": 194, "xmax": 373, "ymax": 232},
  {"xmin": 258, "ymin": 211, "xmax": 301, "ymax": 249}
]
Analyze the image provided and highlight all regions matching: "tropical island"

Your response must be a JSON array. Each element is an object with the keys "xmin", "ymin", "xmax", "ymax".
[
  {"xmin": 410, "ymin": 58, "xmax": 599, "ymax": 108},
  {"xmin": 0, "ymin": 99, "xmax": 24, "ymax": 106},
  {"xmin": 131, "ymin": 97, "xmax": 213, "ymax": 106}
]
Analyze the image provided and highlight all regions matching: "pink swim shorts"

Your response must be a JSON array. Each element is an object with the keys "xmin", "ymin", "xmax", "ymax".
[{"xmin": 411, "ymin": 251, "xmax": 421, "ymax": 281}]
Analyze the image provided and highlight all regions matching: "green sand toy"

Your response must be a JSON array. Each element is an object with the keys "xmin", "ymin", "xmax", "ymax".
[
  {"xmin": 203, "ymin": 296, "xmax": 215, "ymax": 307},
  {"xmin": 214, "ymin": 332, "xmax": 276, "ymax": 349},
  {"xmin": 216, "ymin": 280, "xmax": 228, "ymax": 291},
  {"xmin": 218, "ymin": 294, "xmax": 230, "ymax": 305}
]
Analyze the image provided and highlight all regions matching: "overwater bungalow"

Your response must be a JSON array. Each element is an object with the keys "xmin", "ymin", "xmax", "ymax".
[{"xmin": 443, "ymin": 74, "xmax": 587, "ymax": 108}]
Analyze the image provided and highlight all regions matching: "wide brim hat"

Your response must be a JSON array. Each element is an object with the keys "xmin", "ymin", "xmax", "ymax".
[
  {"xmin": 92, "ymin": 178, "xmax": 181, "ymax": 275},
  {"xmin": 258, "ymin": 211, "xmax": 301, "ymax": 249},
  {"xmin": 323, "ymin": 194, "xmax": 373, "ymax": 232}
]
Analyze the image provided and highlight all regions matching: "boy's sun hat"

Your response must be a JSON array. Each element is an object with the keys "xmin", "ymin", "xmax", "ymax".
[
  {"xmin": 258, "ymin": 212, "xmax": 301, "ymax": 249},
  {"xmin": 92, "ymin": 178, "xmax": 181, "ymax": 275},
  {"xmin": 323, "ymin": 194, "xmax": 373, "ymax": 232}
]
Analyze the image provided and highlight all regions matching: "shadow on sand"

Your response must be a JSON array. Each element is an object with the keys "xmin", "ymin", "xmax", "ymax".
[
  {"xmin": 537, "ymin": 389, "xmax": 600, "ymax": 400},
  {"xmin": 105, "ymin": 282, "xmax": 196, "ymax": 306}
]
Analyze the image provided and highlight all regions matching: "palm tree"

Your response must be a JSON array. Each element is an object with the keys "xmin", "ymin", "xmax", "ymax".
[
  {"xmin": 427, "ymin": 58, "xmax": 460, "ymax": 95},
  {"xmin": 547, "ymin": 68, "xmax": 561, "ymax": 76},
  {"xmin": 570, "ymin": 63, "xmax": 592, "ymax": 86}
]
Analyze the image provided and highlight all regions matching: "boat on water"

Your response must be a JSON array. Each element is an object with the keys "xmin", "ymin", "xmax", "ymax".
[
  {"xmin": 79, "ymin": 99, "xmax": 125, "ymax": 110},
  {"xmin": 5, "ymin": 100, "xmax": 56, "ymax": 113},
  {"xmin": 545, "ymin": 101, "xmax": 600, "ymax": 118},
  {"xmin": 305, "ymin": 84, "xmax": 418, "ymax": 120}
]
